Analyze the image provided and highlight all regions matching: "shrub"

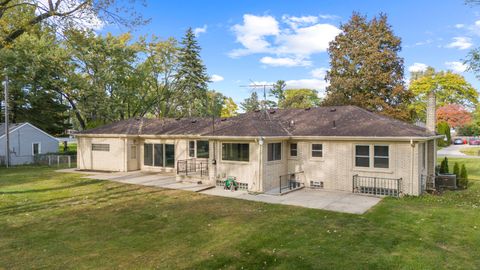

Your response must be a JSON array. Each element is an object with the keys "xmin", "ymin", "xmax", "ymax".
[
  {"xmin": 459, "ymin": 164, "xmax": 469, "ymax": 189},
  {"xmin": 457, "ymin": 124, "xmax": 480, "ymax": 136},
  {"xmin": 437, "ymin": 121, "xmax": 451, "ymax": 147},
  {"xmin": 439, "ymin": 157, "xmax": 449, "ymax": 174},
  {"xmin": 453, "ymin": 162, "xmax": 460, "ymax": 178}
]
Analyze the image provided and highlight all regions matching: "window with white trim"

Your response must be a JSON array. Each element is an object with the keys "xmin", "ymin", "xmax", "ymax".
[
  {"xmin": 32, "ymin": 143, "xmax": 41, "ymax": 155},
  {"xmin": 92, "ymin": 144, "xmax": 109, "ymax": 152},
  {"xmin": 267, "ymin": 143, "xmax": 282, "ymax": 161},
  {"xmin": 355, "ymin": 145, "xmax": 370, "ymax": 167},
  {"xmin": 311, "ymin": 144, "xmax": 323, "ymax": 158},
  {"xmin": 222, "ymin": 143, "xmax": 249, "ymax": 162},
  {"xmin": 374, "ymin": 145, "xmax": 389, "ymax": 168},
  {"xmin": 196, "ymin": 141, "xmax": 209, "ymax": 158},
  {"xmin": 290, "ymin": 143, "xmax": 298, "ymax": 157},
  {"xmin": 188, "ymin": 141, "xmax": 195, "ymax": 157}
]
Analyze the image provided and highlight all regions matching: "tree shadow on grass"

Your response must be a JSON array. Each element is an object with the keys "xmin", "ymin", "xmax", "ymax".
[
  {"xmin": 0, "ymin": 184, "xmax": 167, "ymax": 216},
  {"xmin": 0, "ymin": 179, "xmax": 100, "ymax": 195}
]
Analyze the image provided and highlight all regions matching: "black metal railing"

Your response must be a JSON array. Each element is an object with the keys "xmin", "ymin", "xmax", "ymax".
[
  {"xmin": 352, "ymin": 175, "xmax": 402, "ymax": 197},
  {"xmin": 279, "ymin": 171, "xmax": 304, "ymax": 193},
  {"xmin": 177, "ymin": 159, "xmax": 208, "ymax": 177}
]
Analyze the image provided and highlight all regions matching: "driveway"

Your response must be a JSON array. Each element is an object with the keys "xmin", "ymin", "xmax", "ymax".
[
  {"xmin": 200, "ymin": 187, "xmax": 382, "ymax": 214},
  {"xmin": 438, "ymin": 144, "xmax": 480, "ymax": 158}
]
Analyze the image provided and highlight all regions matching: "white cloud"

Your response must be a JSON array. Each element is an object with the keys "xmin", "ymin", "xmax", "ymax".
[
  {"xmin": 230, "ymin": 14, "xmax": 280, "ymax": 57},
  {"xmin": 210, "ymin": 74, "xmax": 224, "ymax": 82},
  {"xmin": 318, "ymin": 14, "xmax": 339, "ymax": 20},
  {"xmin": 193, "ymin": 25, "xmax": 207, "ymax": 36},
  {"xmin": 260, "ymin": 56, "xmax": 311, "ymax": 67},
  {"xmin": 408, "ymin": 63, "xmax": 428, "ymax": 73},
  {"xmin": 275, "ymin": 23, "xmax": 341, "ymax": 56},
  {"xmin": 445, "ymin": 61, "xmax": 467, "ymax": 73},
  {"xmin": 310, "ymin": 67, "xmax": 329, "ymax": 79},
  {"xmin": 282, "ymin": 15, "xmax": 318, "ymax": 29},
  {"xmin": 285, "ymin": 79, "xmax": 328, "ymax": 94},
  {"xmin": 455, "ymin": 24, "xmax": 465, "ymax": 29},
  {"xmin": 229, "ymin": 14, "xmax": 341, "ymax": 60},
  {"xmin": 446, "ymin": 37, "xmax": 473, "ymax": 50}
]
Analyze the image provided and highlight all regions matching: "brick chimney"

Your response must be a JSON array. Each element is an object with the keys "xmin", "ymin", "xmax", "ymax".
[{"xmin": 426, "ymin": 90, "xmax": 436, "ymax": 133}]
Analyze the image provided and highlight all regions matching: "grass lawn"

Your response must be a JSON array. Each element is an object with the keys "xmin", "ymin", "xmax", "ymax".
[
  {"xmin": 460, "ymin": 147, "xmax": 480, "ymax": 156},
  {"xmin": 0, "ymin": 159, "xmax": 479, "ymax": 269}
]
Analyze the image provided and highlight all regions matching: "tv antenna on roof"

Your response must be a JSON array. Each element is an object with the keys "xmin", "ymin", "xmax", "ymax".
[{"xmin": 240, "ymin": 80, "xmax": 274, "ymax": 112}]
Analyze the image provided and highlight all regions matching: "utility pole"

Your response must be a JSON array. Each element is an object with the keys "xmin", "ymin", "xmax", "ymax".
[{"xmin": 4, "ymin": 70, "xmax": 9, "ymax": 168}]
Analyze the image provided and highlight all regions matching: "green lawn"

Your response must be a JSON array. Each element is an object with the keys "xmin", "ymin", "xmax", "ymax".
[
  {"xmin": 0, "ymin": 159, "xmax": 479, "ymax": 269},
  {"xmin": 460, "ymin": 147, "xmax": 480, "ymax": 156}
]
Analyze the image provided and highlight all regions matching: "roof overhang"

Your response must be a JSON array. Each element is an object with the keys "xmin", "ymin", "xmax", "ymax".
[{"xmin": 76, "ymin": 133, "xmax": 444, "ymax": 142}]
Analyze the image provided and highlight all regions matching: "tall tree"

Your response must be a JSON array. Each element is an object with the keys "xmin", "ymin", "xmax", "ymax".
[
  {"xmin": 0, "ymin": 30, "xmax": 70, "ymax": 134},
  {"xmin": 221, "ymin": 97, "xmax": 238, "ymax": 117},
  {"xmin": 282, "ymin": 89, "xmax": 321, "ymax": 109},
  {"xmin": 270, "ymin": 80, "xmax": 286, "ymax": 108},
  {"xmin": 175, "ymin": 28, "xmax": 210, "ymax": 116},
  {"xmin": 409, "ymin": 67, "xmax": 478, "ymax": 120},
  {"xmin": 324, "ymin": 12, "xmax": 412, "ymax": 120},
  {"xmin": 436, "ymin": 104, "xmax": 472, "ymax": 128},
  {"xmin": 0, "ymin": 0, "xmax": 145, "ymax": 49},
  {"xmin": 241, "ymin": 92, "xmax": 261, "ymax": 112}
]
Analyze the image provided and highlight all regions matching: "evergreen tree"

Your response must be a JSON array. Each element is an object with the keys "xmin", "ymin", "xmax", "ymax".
[
  {"xmin": 324, "ymin": 12, "xmax": 413, "ymax": 120},
  {"xmin": 241, "ymin": 92, "xmax": 261, "ymax": 112},
  {"xmin": 460, "ymin": 164, "xmax": 468, "ymax": 188},
  {"xmin": 437, "ymin": 121, "xmax": 451, "ymax": 147},
  {"xmin": 175, "ymin": 28, "xmax": 210, "ymax": 116},
  {"xmin": 270, "ymin": 80, "xmax": 286, "ymax": 108},
  {"xmin": 453, "ymin": 162, "xmax": 460, "ymax": 178}
]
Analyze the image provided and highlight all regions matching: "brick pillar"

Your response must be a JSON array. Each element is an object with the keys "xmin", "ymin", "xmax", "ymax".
[{"xmin": 426, "ymin": 90, "xmax": 436, "ymax": 133}]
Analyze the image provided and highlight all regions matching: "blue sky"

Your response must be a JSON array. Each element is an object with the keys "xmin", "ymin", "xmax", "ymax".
[{"xmin": 103, "ymin": 0, "xmax": 480, "ymax": 105}]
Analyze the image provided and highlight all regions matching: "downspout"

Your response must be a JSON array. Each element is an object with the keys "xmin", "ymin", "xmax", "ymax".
[
  {"xmin": 410, "ymin": 139, "xmax": 415, "ymax": 195},
  {"xmin": 258, "ymin": 137, "xmax": 264, "ymax": 193}
]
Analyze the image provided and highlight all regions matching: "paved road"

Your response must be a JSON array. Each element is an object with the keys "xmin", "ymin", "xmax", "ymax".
[{"xmin": 437, "ymin": 144, "xmax": 480, "ymax": 158}]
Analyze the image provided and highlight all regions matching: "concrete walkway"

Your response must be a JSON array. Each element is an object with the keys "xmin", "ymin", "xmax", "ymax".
[
  {"xmin": 201, "ymin": 187, "xmax": 382, "ymax": 214},
  {"xmin": 56, "ymin": 169, "xmax": 214, "ymax": 192},
  {"xmin": 438, "ymin": 144, "xmax": 480, "ymax": 158}
]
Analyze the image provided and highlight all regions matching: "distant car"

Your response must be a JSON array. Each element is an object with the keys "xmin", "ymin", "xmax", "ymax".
[
  {"xmin": 469, "ymin": 138, "xmax": 480, "ymax": 145},
  {"xmin": 453, "ymin": 138, "xmax": 464, "ymax": 145}
]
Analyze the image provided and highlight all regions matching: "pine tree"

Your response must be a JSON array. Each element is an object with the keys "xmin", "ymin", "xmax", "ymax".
[
  {"xmin": 241, "ymin": 92, "xmax": 261, "ymax": 112},
  {"xmin": 324, "ymin": 12, "xmax": 413, "ymax": 120},
  {"xmin": 453, "ymin": 162, "xmax": 460, "ymax": 178},
  {"xmin": 175, "ymin": 27, "xmax": 210, "ymax": 116},
  {"xmin": 270, "ymin": 80, "xmax": 286, "ymax": 108},
  {"xmin": 460, "ymin": 164, "xmax": 468, "ymax": 188}
]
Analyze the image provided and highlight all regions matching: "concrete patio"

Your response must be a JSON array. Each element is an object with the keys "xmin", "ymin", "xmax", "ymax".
[
  {"xmin": 56, "ymin": 169, "xmax": 214, "ymax": 192},
  {"xmin": 200, "ymin": 187, "xmax": 382, "ymax": 214},
  {"xmin": 57, "ymin": 169, "xmax": 382, "ymax": 214}
]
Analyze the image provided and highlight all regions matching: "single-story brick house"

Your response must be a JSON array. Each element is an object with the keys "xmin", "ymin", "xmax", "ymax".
[{"xmin": 76, "ymin": 106, "xmax": 442, "ymax": 196}]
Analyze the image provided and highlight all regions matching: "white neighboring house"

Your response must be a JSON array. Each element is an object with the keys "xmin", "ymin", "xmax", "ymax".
[{"xmin": 0, "ymin": 122, "xmax": 59, "ymax": 165}]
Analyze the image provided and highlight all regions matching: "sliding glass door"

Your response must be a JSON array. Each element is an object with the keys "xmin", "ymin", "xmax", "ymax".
[
  {"xmin": 144, "ymin": 143, "xmax": 175, "ymax": 168},
  {"xmin": 165, "ymin": 144, "xmax": 175, "ymax": 168}
]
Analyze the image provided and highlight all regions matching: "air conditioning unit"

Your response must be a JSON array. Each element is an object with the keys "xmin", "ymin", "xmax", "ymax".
[{"xmin": 310, "ymin": 181, "xmax": 324, "ymax": 189}]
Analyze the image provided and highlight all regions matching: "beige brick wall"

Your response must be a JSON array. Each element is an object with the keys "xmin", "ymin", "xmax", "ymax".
[
  {"xmin": 212, "ymin": 140, "xmax": 261, "ymax": 192},
  {"xmin": 77, "ymin": 137, "xmax": 126, "ymax": 171}
]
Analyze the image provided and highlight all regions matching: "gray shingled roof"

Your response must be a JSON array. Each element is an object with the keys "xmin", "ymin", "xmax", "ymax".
[
  {"xmin": 79, "ymin": 106, "xmax": 436, "ymax": 138},
  {"xmin": 0, "ymin": 123, "xmax": 24, "ymax": 137}
]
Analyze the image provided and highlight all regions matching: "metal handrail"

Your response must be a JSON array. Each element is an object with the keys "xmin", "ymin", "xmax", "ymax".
[
  {"xmin": 177, "ymin": 159, "xmax": 208, "ymax": 177},
  {"xmin": 279, "ymin": 171, "xmax": 304, "ymax": 193},
  {"xmin": 352, "ymin": 174, "xmax": 402, "ymax": 197}
]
